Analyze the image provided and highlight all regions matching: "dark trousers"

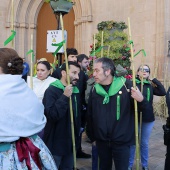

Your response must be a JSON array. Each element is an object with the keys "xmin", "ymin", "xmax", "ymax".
[
  {"xmin": 165, "ymin": 145, "xmax": 170, "ymax": 170},
  {"xmin": 77, "ymin": 128, "xmax": 84, "ymax": 153},
  {"xmin": 96, "ymin": 141, "xmax": 130, "ymax": 170},
  {"xmin": 92, "ymin": 144, "xmax": 101, "ymax": 170},
  {"xmin": 53, "ymin": 153, "xmax": 73, "ymax": 170},
  {"xmin": 77, "ymin": 109, "xmax": 87, "ymax": 153}
]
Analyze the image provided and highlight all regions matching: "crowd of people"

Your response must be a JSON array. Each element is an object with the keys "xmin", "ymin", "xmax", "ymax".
[{"xmin": 0, "ymin": 47, "xmax": 169, "ymax": 170}]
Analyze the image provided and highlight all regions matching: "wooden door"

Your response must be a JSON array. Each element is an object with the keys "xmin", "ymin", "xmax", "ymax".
[{"xmin": 36, "ymin": 3, "xmax": 75, "ymax": 63}]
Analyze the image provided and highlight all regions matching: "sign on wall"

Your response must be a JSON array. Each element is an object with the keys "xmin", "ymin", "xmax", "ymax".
[{"xmin": 46, "ymin": 30, "xmax": 67, "ymax": 53}]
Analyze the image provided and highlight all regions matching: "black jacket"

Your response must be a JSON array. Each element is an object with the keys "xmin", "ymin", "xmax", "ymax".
[
  {"xmin": 51, "ymin": 67, "xmax": 62, "ymax": 79},
  {"xmin": 136, "ymin": 78, "xmax": 166, "ymax": 122},
  {"xmin": 43, "ymin": 84, "xmax": 81, "ymax": 156},
  {"xmin": 87, "ymin": 78, "xmax": 148, "ymax": 145},
  {"xmin": 166, "ymin": 87, "xmax": 170, "ymax": 116},
  {"xmin": 76, "ymin": 70, "xmax": 89, "ymax": 127}
]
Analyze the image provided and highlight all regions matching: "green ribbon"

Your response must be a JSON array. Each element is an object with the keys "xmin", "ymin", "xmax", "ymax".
[
  {"xmin": 51, "ymin": 60, "xmax": 58, "ymax": 70},
  {"xmin": 74, "ymin": 96, "xmax": 78, "ymax": 117},
  {"xmin": 90, "ymin": 46, "xmax": 103, "ymax": 56},
  {"xmin": 44, "ymin": 0, "xmax": 50, "ymax": 3},
  {"xmin": 50, "ymin": 79, "xmax": 79, "ymax": 93},
  {"xmin": 125, "ymin": 40, "xmax": 134, "ymax": 51},
  {"xmin": 94, "ymin": 76, "xmax": 126, "ymax": 104},
  {"xmin": 134, "ymin": 49, "xmax": 146, "ymax": 57},
  {"xmin": 117, "ymin": 95, "xmax": 120, "ymax": 120},
  {"xmin": 128, "ymin": 40, "xmax": 133, "ymax": 45},
  {"xmin": 52, "ymin": 40, "xmax": 66, "ymax": 56},
  {"xmin": 136, "ymin": 79, "xmax": 150, "ymax": 101},
  {"xmin": 26, "ymin": 49, "xmax": 33, "ymax": 55},
  {"xmin": 4, "ymin": 30, "xmax": 16, "ymax": 46},
  {"xmin": 147, "ymin": 88, "xmax": 150, "ymax": 101},
  {"xmin": 51, "ymin": 63, "xmax": 56, "ymax": 70},
  {"xmin": 136, "ymin": 78, "xmax": 150, "ymax": 85},
  {"xmin": 26, "ymin": 49, "xmax": 35, "ymax": 61}
]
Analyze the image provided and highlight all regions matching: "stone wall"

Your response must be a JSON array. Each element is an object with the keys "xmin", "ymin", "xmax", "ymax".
[{"xmin": 0, "ymin": 0, "xmax": 169, "ymax": 81}]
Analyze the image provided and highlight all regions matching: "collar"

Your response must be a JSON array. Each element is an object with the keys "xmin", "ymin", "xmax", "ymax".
[{"xmin": 50, "ymin": 79, "xmax": 79, "ymax": 93}]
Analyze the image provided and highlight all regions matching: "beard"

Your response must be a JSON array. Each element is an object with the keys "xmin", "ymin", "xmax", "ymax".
[{"xmin": 70, "ymin": 78, "xmax": 78, "ymax": 86}]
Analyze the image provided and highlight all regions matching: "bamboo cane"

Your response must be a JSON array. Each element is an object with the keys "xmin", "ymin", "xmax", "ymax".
[
  {"xmin": 128, "ymin": 17, "xmax": 140, "ymax": 170},
  {"xmin": 52, "ymin": 54, "xmax": 57, "ymax": 73},
  {"xmin": 93, "ymin": 34, "xmax": 96, "ymax": 65},
  {"xmin": 30, "ymin": 34, "xmax": 33, "ymax": 89},
  {"xmin": 153, "ymin": 61, "xmax": 158, "ymax": 78},
  {"xmin": 139, "ymin": 38, "xmax": 145, "ymax": 159},
  {"xmin": 11, "ymin": 0, "xmax": 14, "ymax": 47},
  {"xmin": 101, "ymin": 31, "xmax": 103, "ymax": 58},
  {"xmin": 60, "ymin": 13, "xmax": 77, "ymax": 170},
  {"xmin": 107, "ymin": 45, "xmax": 110, "ymax": 58}
]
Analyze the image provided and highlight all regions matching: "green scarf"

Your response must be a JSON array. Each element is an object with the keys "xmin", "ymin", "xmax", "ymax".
[
  {"xmin": 50, "ymin": 79, "xmax": 79, "ymax": 117},
  {"xmin": 136, "ymin": 78, "xmax": 150, "ymax": 85},
  {"xmin": 94, "ymin": 76, "xmax": 126, "ymax": 104},
  {"xmin": 136, "ymin": 78, "xmax": 150, "ymax": 101},
  {"xmin": 50, "ymin": 79, "xmax": 79, "ymax": 93}
]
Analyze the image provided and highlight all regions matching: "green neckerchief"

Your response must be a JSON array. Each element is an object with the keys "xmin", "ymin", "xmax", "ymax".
[
  {"xmin": 51, "ymin": 79, "xmax": 79, "ymax": 117},
  {"xmin": 94, "ymin": 76, "xmax": 126, "ymax": 104},
  {"xmin": 136, "ymin": 78, "xmax": 150, "ymax": 85},
  {"xmin": 50, "ymin": 79, "xmax": 79, "ymax": 93},
  {"xmin": 136, "ymin": 78, "xmax": 150, "ymax": 101}
]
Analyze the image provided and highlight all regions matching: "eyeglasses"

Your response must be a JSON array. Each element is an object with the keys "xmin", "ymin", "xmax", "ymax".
[{"xmin": 139, "ymin": 68, "xmax": 150, "ymax": 73}]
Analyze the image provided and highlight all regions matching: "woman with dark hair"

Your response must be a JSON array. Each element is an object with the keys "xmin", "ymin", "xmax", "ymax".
[
  {"xmin": 0, "ymin": 48, "xmax": 57, "ymax": 170},
  {"xmin": 128, "ymin": 64, "xmax": 166, "ymax": 170},
  {"xmin": 27, "ymin": 60, "xmax": 56, "ymax": 102}
]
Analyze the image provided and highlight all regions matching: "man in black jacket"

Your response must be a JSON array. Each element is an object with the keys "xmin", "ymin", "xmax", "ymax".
[
  {"xmin": 51, "ymin": 48, "xmax": 78, "ymax": 79},
  {"xmin": 87, "ymin": 57, "xmax": 147, "ymax": 170},
  {"xmin": 43, "ymin": 61, "xmax": 81, "ymax": 170}
]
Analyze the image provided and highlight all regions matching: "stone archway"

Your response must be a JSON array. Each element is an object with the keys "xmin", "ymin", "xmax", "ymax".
[
  {"xmin": 73, "ymin": 0, "xmax": 93, "ymax": 54},
  {"xmin": 5, "ymin": 0, "xmax": 93, "ymax": 62},
  {"xmin": 5, "ymin": 0, "xmax": 44, "ymax": 62}
]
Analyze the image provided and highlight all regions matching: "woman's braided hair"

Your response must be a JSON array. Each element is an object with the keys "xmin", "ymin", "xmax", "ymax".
[{"xmin": 0, "ymin": 48, "xmax": 23, "ymax": 75}]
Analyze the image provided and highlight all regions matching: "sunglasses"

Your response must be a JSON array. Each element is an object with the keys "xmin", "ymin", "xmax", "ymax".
[{"xmin": 139, "ymin": 68, "xmax": 150, "ymax": 73}]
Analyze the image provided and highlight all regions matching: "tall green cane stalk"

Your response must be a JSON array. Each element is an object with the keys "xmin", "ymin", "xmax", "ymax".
[
  {"xmin": 128, "ymin": 17, "xmax": 140, "ymax": 170},
  {"xmin": 60, "ymin": 13, "xmax": 77, "ymax": 170},
  {"xmin": 139, "ymin": 39, "xmax": 145, "ymax": 159}
]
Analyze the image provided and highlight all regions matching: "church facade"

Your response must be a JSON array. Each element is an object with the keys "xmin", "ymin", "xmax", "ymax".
[{"xmin": 0, "ymin": 0, "xmax": 170, "ymax": 81}]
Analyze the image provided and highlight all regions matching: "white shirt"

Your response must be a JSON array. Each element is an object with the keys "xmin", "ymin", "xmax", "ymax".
[{"xmin": 27, "ymin": 76, "xmax": 56, "ymax": 102}]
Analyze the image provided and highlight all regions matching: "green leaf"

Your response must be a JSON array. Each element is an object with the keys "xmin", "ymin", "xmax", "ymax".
[
  {"xmin": 4, "ymin": 30, "xmax": 16, "ymax": 46},
  {"xmin": 52, "ymin": 40, "xmax": 66, "ymax": 56},
  {"xmin": 44, "ymin": 0, "xmax": 50, "ymax": 3}
]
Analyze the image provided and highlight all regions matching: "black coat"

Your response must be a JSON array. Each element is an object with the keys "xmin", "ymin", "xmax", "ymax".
[
  {"xmin": 52, "ymin": 68, "xmax": 88, "ymax": 128},
  {"xmin": 136, "ymin": 78, "xmax": 166, "ymax": 122},
  {"xmin": 166, "ymin": 87, "xmax": 170, "ymax": 116},
  {"xmin": 76, "ymin": 70, "xmax": 89, "ymax": 127},
  {"xmin": 51, "ymin": 67, "xmax": 62, "ymax": 79},
  {"xmin": 43, "ymin": 85, "xmax": 81, "ymax": 156},
  {"xmin": 87, "ymin": 79, "xmax": 148, "ymax": 145}
]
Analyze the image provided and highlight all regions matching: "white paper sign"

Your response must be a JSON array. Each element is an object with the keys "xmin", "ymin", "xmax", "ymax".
[{"xmin": 46, "ymin": 30, "xmax": 67, "ymax": 53}]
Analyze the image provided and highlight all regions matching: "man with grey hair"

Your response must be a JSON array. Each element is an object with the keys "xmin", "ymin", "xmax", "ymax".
[{"xmin": 87, "ymin": 57, "xmax": 148, "ymax": 170}]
